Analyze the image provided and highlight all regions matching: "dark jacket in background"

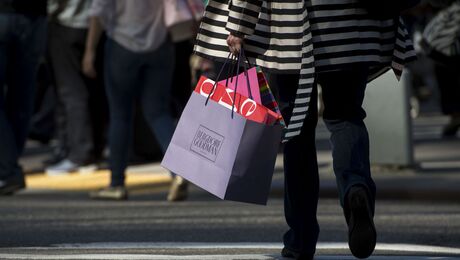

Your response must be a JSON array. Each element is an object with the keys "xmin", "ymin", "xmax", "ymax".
[{"xmin": 0, "ymin": 0, "xmax": 47, "ymax": 16}]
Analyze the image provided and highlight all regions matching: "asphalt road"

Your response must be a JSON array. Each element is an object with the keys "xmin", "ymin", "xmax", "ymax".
[{"xmin": 1, "ymin": 190, "xmax": 460, "ymax": 259}]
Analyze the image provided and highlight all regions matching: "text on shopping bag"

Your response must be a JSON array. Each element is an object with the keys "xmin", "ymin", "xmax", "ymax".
[{"xmin": 195, "ymin": 76, "xmax": 280, "ymax": 125}]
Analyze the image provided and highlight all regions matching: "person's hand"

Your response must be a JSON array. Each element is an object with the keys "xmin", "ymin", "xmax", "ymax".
[
  {"xmin": 82, "ymin": 50, "xmax": 97, "ymax": 79},
  {"xmin": 226, "ymin": 33, "xmax": 244, "ymax": 55}
]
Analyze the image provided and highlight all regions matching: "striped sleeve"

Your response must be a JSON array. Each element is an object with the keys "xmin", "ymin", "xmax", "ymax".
[{"xmin": 226, "ymin": 0, "xmax": 263, "ymax": 37}]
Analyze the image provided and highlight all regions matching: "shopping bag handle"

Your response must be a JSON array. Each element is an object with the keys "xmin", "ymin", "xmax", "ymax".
[
  {"xmin": 230, "ymin": 48, "xmax": 252, "ymax": 118},
  {"xmin": 239, "ymin": 48, "xmax": 254, "ymax": 101},
  {"xmin": 205, "ymin": 52, "xmax": 236, "ymax": 106},
  {"xmin": 205, "ymin": 49, "xmax": 255, "ymax": 119}
]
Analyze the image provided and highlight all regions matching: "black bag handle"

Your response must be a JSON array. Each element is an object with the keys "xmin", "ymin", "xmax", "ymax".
[
  {"xmin": 231, "ymin": 48, "xmax": 255, "ymax": 118},
  {"xmin": 239, "ymin": 48, "xmax": 254, "ymax": 101},
  {"xmin": 205, "ymin": 49, "xmax": 256, "ymax": 119},
  {"xmin": 205, "ymin": 52, "xmax": 236, "ymax": 106}
]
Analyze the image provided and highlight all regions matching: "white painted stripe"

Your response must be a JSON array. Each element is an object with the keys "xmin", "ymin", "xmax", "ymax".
[
  {"xmin": 0, "ymin": 254, "xmax": 273, "ymax": 260},
  {"xmin": 3, "ymin": 243, "xmax": 460, "ymax": 259},
  {"xmin": 14, "ymin": 242, "xmax": 456, "ymax": 255},
  {"xmin": 51, "ymin": 242, "xmax": 282, "ymax": 249},
  {"xmin": 2, "ymin": 254, "xmax": 460, "ymax": 260},
  {"xmin": 318, "ymin": 243, "xmax": 460, "ymax": 255},
  {"xmin": 420, "ymin": 161, "xmax": 460, "ymax": 169}
]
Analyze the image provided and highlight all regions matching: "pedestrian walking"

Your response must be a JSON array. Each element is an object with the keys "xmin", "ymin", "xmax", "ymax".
[
  {"xmin": 423, "ymin": 0, "xmax": 460, "ymax": 137},
  {"xmin": 194, "ymin": 0, "xmax": 417, "ymax": 259},
  {"xmin": 0, "ymin": 0, "xmax": 47, "ymax": 195},
  {"xmin": 45, "ymin": 0, "xmax": 108, "ymax": 175},
  {"xmin": 83, "ymin": 0, "xmax": 188, "ymax": 201}
]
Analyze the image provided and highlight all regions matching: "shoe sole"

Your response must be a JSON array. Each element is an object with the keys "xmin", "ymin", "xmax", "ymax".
[
  {"xmin": 281, "ymin": 247, "xmax": 313, "ymax": 260},
  {"xmin": 348, "ymin": 191, "xmax": 377, "ymax": 259},
  {"xmin": 0, "ymin": 183, "xmax": 25, "ymax": 196},
  {"xmin": 89, "ymin": 194, "xmax": 128, "ymax": 200},
  {"xmin": 46, "ymin": 170, "xmax": 77, "ymax": 176},
  {"xmin": 78, "ymin": 165, "xmax": 98, "ymax": 175},
  {"xmin": 167, "ymin": 182, "xmax": 188, "ymax": 202}
]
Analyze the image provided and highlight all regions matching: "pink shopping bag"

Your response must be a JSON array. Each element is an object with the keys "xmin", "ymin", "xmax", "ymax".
[{"xmin": 219, "ymin": 67, "xmax": 262, "ymax": 104}]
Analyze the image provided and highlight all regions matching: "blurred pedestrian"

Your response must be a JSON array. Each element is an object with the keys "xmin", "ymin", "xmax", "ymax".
[
  {"xmin": 171, "ymin": 41, "xmax": 194, "ymax": 120},
  {"xmin": 29, "ymin": 61, "xmax": 57, "ymax": 146},
  {"xmin": 0, "ymin": 0, "xmax": 47, "ymax": 195},
  {"xmin": 45, "ymin": 0, "xmax": 107, "ymax": 175},
  {"xmin": 423, "ymin": 0, "xmax": 460, "ymax": 137},
  {"xmin": 195, "ymin": 0, "xmax": 417, "ymax": 259},
  {"xmin": 83, "ymin": 0, "xmax": 188, "ymax": 201},
  {"xmin": 166, "ymin": 0, "xmax": 203, "ymax": 118}
]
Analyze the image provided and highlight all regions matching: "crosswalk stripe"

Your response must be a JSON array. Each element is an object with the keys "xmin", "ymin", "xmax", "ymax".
[
  {"xmin": 0, "ymin": 254, "xmax": 271, "ymax": 260},
  {"xmin": 1, "ymin": 254, "xmax": 460, "ymax": 260},
  {"xmin": 7, "ymin": 242, "xmax": 460, "ymax": 255}
]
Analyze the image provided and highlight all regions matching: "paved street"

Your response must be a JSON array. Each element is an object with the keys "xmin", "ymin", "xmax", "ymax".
[
  {"xmin": 1, "ymin": 191, "xmax": 460, "ymax": 259},
  {"xmin": 1, "ymin": 115, "xmax": 459, "ymax": 259}
]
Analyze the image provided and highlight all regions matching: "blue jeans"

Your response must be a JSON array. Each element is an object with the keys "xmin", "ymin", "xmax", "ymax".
[
  {"xmin": 104, "ymin": 38, "xmax": 176, "ymax": 187},
  {"xmin": 266, "ymin": 68, "xmax": 376, "ymax": 256},
  {"xmin": 0, "ymin": 13, "xmax": 47, "ymax": 179}
]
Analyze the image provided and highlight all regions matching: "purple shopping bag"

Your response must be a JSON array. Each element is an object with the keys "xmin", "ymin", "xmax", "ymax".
[{"xmin": 161, "ymin": 91, "xmax": 282, "ymax": 205}]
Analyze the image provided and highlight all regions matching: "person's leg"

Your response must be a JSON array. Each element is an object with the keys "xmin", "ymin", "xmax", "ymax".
[
  {"xmin": 103, "ymin": 39, "xmax": 141, "ymax": 187},
  {"xmin": 139, "ymin": 40, "xmax": 176, "ymax": 153},
  {"xmin": 265, "ymin": 72, "xmax": 319, "ymax": 257},
  {"xmin": 318, "ymin": 68, "xmax": 376, "ymax": 210},
  {"xmin": 0, "ymin": 14, "xmax": 19, "ymax": 182},
  {"xmin": 5, "ymin": 16, "xmax": 47, "ymax": 156},
  {"xmin": 171, "ymin": 40, "xmax": 193, "ymax": 118},
  {"xmin": 47, "ymin": 23, "xmax": 94, "ymax": 166},
  {"xmin": 29, "ymin": 61, "xmax": 58, "ymax": 144},
  {"xmin": 434, "ymin": 62, "xmax": 460, "ymax": 137},
  {"xmin": 318, "ymin": 68, "xmax": 376, "ymax": 258},
  {"xmin": 88, "ymin": 35, "xmax": 108, "ymax": 161},
  {"xmin": 139, "ymin": 39, "xmax": 191, "ymax": 202},
  {"xmin": 5, "ymin": 15, "xmax": 46, "ymax": 154},
  {"xmin": 0, "ymin": 14, "xmax": 46, "ymax": 194}
]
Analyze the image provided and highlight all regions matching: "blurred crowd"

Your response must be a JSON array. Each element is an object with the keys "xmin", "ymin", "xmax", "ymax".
[
  {"xmin": 0, "ymin": 0, "xmax": 459, "ymax": 198},
  {"xmin": 404, "ymin": 0, "xmax": 460, "ymax": 134},
  {"xmin": 0, "ymin": 0, "xmax": 213, "ymax": 200}
]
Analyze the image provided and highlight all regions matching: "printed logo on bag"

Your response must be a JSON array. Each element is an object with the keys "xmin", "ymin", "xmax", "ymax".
[
  {"xmin": 190, "ymin": 125, "xmax": 224, "ymax": 162},
  {"xmin": 197, "ymin": 78, "xmax": 258, "ymax": 116}
]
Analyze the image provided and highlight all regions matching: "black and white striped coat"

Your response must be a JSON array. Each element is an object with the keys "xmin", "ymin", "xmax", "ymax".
[
  {"xmin": 194, "ymin": 0, "xmax": 416, "ymax": 141},
  {"xmin": 423, "ymin": 1, "xmax": 460, "ymax": 57}
]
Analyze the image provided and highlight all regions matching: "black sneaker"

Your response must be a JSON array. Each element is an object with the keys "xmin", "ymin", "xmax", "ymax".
[
  {"xmin": 346, "ymin": 185, "xmax": 377, "ymax": 259},
  {"xmin": 442, "ymin": 123, "xmax": 460, "ymax": 138},
  {"xmin": 0, "ymin": 175, "xmax": 26, "ymax": 196},
  {"xmin": 281, "ymin": 247, "xmax": 314, "ymax": 260}
]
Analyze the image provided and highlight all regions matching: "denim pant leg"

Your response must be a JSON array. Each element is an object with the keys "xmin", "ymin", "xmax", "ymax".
[
  {"xmin": 48, "ymin": 23, "xmax": 95, "ymax": 164},
  {"xmin": 104, "ymin": 39, "xmax": 141, "ymax": 187},
  {"xmin": 139, "ymin": 40, "xmax": 176, "ymax": 154},
  {"xmin": 0, "ymin": 14, "xmax": 17, "ymax": 180},
  {"xmin": 318, "ymin": 69, "xmax": 376, "ymax": 213},
  {"xmin": 0, "ymin": 14, "xmax": 46, "ymax": 179},
  {"xmin": 265, "ymin": 72, "xmax": 320, "ymax": 255}
]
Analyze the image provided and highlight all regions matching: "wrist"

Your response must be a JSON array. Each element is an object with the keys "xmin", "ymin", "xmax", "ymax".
[
  {"xmin": 230, "ymin": 31, "xmax": 245, "ymax": 39},
  {"xmin": 84, "ymin": 49, "xmax": 96, "ymax": 57}
]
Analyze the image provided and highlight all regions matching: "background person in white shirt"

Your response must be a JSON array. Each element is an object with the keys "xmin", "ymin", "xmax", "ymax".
[{"xmin": 82, "ymin": 0, "xmax": 188, "ymax": 201}]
